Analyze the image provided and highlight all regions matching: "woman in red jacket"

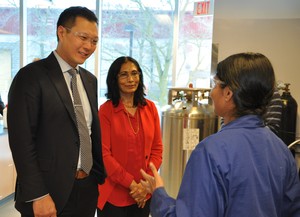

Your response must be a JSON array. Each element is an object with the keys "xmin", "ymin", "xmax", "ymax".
[{"xmin": 97, "ymin": 56, "xmax": 163, "ymax": 217}]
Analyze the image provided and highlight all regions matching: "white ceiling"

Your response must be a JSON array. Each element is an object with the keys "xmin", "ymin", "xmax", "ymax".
[{"xmin": 214, "ymin": 0, "xmax": 300, "ymax": 19}]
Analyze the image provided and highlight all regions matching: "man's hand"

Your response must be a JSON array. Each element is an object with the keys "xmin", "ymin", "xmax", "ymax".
[
  {"xmin": 32, "ymin": 194, "xmax": 57, "ymax": 217},
  {"xmin": 140, "ymin": 162, "xmax": 164, "ymax": 194}
]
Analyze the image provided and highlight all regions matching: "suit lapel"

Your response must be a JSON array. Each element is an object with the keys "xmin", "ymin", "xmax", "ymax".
[{"xmin": 45, "ymin": 53, "xmax": 77, "ymax": 126}]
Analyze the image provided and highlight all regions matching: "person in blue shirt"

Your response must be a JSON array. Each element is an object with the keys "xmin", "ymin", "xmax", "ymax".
[{"xmin": 141, "ymin": 52, "xmax": 300, "ymax": 217}]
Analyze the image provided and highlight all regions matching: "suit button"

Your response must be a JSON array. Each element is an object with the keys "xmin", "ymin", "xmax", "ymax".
[{"xmin": 145, "ymin": 155, "xmax": 148, "ymax": 159}]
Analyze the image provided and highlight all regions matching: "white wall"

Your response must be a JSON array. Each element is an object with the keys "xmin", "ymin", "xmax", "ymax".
[{"xmin": 213, "ymin": 17, "xmax": 300, "ymax": 138}]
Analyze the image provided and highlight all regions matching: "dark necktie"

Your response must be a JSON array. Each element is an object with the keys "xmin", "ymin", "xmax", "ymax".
[{"xmin": 68, "ymin": 68, "xmax": 93, "ymax": 174}]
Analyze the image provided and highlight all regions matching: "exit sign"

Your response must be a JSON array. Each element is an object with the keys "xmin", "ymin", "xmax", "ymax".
[{"xmin": 194, "ymin": 1, "xmax": 210, "ymax": 16}]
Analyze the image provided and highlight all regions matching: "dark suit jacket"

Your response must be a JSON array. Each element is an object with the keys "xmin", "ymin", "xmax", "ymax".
[
  {"xmin": 7, "ymin": 52, "xmax": 106, "ymax": 215},
  {"xmin": 0, "ymin": 94, "xmax": 4, "ymax": 115}
]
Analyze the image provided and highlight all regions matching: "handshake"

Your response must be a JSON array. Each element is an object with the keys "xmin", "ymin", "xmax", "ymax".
[{"xmin": 129, "ymin": 162, "xmax": 163, "ymax": 208}]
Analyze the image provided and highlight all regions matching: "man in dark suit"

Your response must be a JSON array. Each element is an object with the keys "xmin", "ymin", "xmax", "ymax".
[
  {"xmin": 0, "ymin": 94, "xmax": 4, "ymax": 115},
  {"xmin": 7, "ymin": 6, "xmax": 106, "ymax": 217}
]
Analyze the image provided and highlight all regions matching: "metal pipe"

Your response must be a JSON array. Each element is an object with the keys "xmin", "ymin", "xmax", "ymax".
[{"xmin": 288, "ymin": 139, "xmax": 300, "ymax": 149}]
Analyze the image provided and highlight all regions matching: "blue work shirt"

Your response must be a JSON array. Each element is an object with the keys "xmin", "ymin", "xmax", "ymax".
[{"xmin": 151, "ymin": 115, "xmax": 300, "ymax": 217}]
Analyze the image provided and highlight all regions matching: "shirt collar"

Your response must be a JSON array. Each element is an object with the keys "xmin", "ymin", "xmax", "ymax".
[
  {"xmin": 220, "ymin": 115, "xmax": 264, "ymax": 132},
  {"xmin": 53, "ymin": 50, "xmax": 79, "ymax": 73}
]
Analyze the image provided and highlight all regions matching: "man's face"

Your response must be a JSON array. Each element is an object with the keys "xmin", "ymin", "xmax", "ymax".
[{"xmin": 57, "ymin": 16, "xmax": 98, "ymax": 68}]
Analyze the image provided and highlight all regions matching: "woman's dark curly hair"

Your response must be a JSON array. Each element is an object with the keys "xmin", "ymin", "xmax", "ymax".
[
  {"xmin": 105, "ymin": 56, "xmax": 147, "ymax": 107},
  {"xmin": 216, "ymin": 52, "xmax": 275, "ymax": 117}
]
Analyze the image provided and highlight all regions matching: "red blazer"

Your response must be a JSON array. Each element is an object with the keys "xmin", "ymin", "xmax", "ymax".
[{"xmin": 97, "ymin": 99, "xmax": 163, "ymax": 209}]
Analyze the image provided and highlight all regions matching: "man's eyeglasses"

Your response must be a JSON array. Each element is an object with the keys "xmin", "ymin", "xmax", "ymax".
[
  {"xmin": 118, "ymin": 70, "xmax": 140, "ymax": 80},
  {"xmin": 64, "ymin": 27, "xmax": 98, "ymax": 46}
]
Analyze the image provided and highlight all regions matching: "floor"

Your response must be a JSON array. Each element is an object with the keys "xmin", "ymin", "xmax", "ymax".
[{"xmin": 0, "ymin": 195, "xmax": 19, "ymax": 217}]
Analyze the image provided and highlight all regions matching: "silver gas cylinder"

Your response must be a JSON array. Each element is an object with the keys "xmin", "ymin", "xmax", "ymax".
[{"xmin": 160, "ymin": 87, "xmax": 218, "ymax": 197}]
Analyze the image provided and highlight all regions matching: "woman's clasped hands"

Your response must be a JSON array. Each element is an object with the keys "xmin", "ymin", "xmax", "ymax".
[{"xmin": 129, "ymin": 180, "xmax": 148, "ymax": 208}]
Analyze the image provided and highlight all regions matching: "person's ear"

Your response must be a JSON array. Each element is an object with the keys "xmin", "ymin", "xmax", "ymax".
[
  {"xmin": 223, "ymin": 86, "xmax": 233, "ymax": 102},
  {"xmin": 57, "ymin": 26, "xmax": 66, "ymax": 40}
]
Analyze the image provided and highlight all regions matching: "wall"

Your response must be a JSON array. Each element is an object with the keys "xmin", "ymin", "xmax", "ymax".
[
  {"xmin": 213, "ymin": 18, "xmax": 300, "ymax": 138},
  {"xmin": 0, "ymin": 129, "xmax": 16, "ymax": 201}
]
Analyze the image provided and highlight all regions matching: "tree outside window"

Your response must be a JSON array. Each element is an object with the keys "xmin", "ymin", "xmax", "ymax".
[{"xmin": 0, "ymin": 0, "xmax": 214, "ymax": 107}]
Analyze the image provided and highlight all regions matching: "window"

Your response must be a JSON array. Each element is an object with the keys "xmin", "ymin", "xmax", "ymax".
[
  {"xmin": 99, "ymin": 0, "xmax": 214, "ymax": 106},
  {"xmin": 99, "ymin": 0, "xmax": 176, "ymax": 106},
  {"xmin": 176, "ymin": 1, "xmax": 214, "ymax": 88},
  {"xmin": 0, "ymin": 0, "xmax": 19, "ymax": 104},
  {"xmin": 26, "ymin": 0, "xmax": 96, "ymax": 68},
  {"xmin": 0, "ymin": 0, "xmax": 214, "ymax": 107}
]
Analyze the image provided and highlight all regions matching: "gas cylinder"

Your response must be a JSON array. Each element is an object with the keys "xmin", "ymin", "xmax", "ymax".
[
  {"xmin": 279, "ymin": 83, "xmax": 298, "ymax": 146},
  {"xmin": 160, "ymin": 87, "xmax": 217, "ymax": 197}
]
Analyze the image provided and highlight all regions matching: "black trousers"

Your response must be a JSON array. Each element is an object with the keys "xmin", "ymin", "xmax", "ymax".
[
  {"xmin": 97, "ymin": 199, "xmax": 151, "ymax": 217},
  {"xmin": 21, "ymin": 175, "xmax": 98, "ymax": 217}
]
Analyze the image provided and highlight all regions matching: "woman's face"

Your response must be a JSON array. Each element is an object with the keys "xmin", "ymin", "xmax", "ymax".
[
  {"xmin": 210, "ymin": 78, "xmax": 235, "ymax": 123},
  {"xmin": 117, "ymin": 61, "xmax": 140, "ymax": 96},
  {"xmin": 210, "ymin": 78, "xmax": 227, "ymax": 117}
]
